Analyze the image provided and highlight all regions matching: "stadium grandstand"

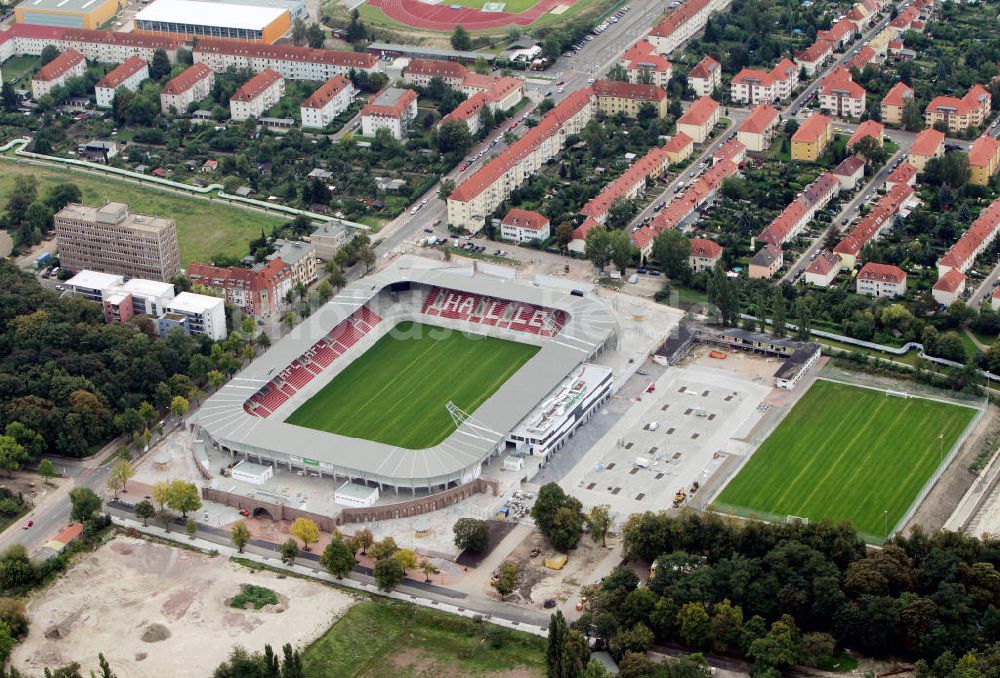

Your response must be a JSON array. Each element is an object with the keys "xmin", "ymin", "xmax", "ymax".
[{"xmin": 193, "ymin": 259, "xmax": 618, "ymax": 493}]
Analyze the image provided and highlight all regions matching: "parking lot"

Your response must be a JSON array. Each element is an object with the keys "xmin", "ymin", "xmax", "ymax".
[{"xmin": 558, "ymin": 359, "xmax": 774, "ymax": 520}]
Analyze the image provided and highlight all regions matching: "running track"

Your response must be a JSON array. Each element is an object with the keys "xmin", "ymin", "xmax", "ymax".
[{"xmin": 368, "ymin": 0, "xmax": 581, "ymax": 30}]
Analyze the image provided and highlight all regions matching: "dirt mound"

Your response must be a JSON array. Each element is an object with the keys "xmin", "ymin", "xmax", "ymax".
[
  {"xmin": 140, "ymin": 624, "xmax": 171, "ymax": 643},
  {"xmin": 110, "ymin": 543, "xmax": 134, "ymax": 556},
  {"xmin": 134, "ymin": 652, "xmax": 147, "ymax": 661},
  {"xmin": 43, "ymin": 626, "xmax": 65, "ymax": 640}
]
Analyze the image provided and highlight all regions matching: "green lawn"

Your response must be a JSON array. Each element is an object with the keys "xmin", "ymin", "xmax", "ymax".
[
  {"xmin": 0, "ymin": 162, "xmax": 284, "ymax": 267},
  {"xmin": 0, "ymin": 56, "xmax": 39, "ymax": 83},
  {"xmin": 302, "ymin": 599, "xmax": 546, "ymax": 677},
  {"xmin": 714, "ymin": 380, "xmax": 977, "ymax": 539},
  {"xmin": 284, "ymin": 321, "xmax": 539, "ymax": 449}
]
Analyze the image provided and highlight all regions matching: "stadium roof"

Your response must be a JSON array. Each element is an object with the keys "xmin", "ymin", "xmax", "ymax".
[
  {"xmin": 193, "ymin": 257, "xmax": 617, "ymax": 486},
  {"xmin": 136, "ymin": 0, "xmax": 286, "ymax": 30}
]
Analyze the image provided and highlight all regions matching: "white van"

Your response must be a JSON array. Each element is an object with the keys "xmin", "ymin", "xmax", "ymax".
[
  {"xmin": 628, "ymin": 273, "xmax": 639, "ymax": 284},
  {"xmin": 648, "ymin": 422, "xmax": 659, "ymax": 431}
]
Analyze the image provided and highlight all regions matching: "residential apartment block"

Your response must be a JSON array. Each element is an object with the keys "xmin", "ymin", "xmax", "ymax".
[
  {"xmin": 300, "ymin": 75, "xmax": 356, "ymax": 129},
  {"xmin": 689, "ymin": 238, "xmax": 722, "ymax": 272},
  {"xmin": 819, "ymin": 69, "xmax": 866, "ymax": 119},
  {"xmin": 646, "ymin": 0, "xmax": 733, "ymax": 56},
  {"xmin": 265, "ymin": 238, "xmax": 317, "ymax": 287},
  {"xmin": 160, "ymin": 63, "xmax": 214, "ymax": 115},
  {"xmin": 880, "ymin": 81, "xmax": 913, "ymax": 126},
  {"xmin": 794, "ymin": 39, "xmax": 833, "ymax": 77},
  {"xmin": 94, "ymin": 55, "xmax": 148, "ymax": 108},
  {"xmin": 908, "ymin": 128, "xmax": 945, "ymax": 171},
  {"xmin": 500, "ymin": 209, "xmax": 550, "ymax": 243},
  {"xmin": 925, "ymin": 84, "xmax": 991, "ymax": 133},
  {"xmin": 160, "ymin": 292, "xmax": 228, "ymax": 341},
  {"xmin": 791, "ymin": 113, "xmax": 833, "ymax": 161},
  {"xmin": 592, "ymin": 79, "xmax": 668, "ymax": 118},
  {"xmin": 729, "ymin": 59, "xmax": 798, "ymax": 105},
  {"xmin": 193, "ymin": 39, "xmax": 380, "ymax": 82},
  {"xmin": 969, "ymin": 135, "xmax": 1000, "ymax": 186},
  {"xmin": 686, "ymin": 55, "xmax": 721, "ymax": 97},
  {"xmin": 188, "ymin": 259, "xmax": 294, "ymax": 320},
  {"xmin": 55, "ymin": 202, "xmax": 180, "ymax": 281},
  {"xmin": 856, "ymin": 262, "xmax": 907, "ymax": 298},
  {"xmin": 676, "ymin": 96, "xmax": 719, "ymax": 143},
  {"xmin": 620, "ymin": 39, "xmax": 672, "ymax": 88},
  {"xmin": 31, "ymin": 47, "xmax": 85, "ymax": 98},
  {"xmin": 937, "ymin": 198, "xmax": 1000, "ymax": 277},
  {"xmin": 757, "ymin": 172, "xmax": 840, "ymax": 247},
  {"xmin": 361, "ymin": 87, "xmax": 418, "ymax": 139},
  {"xmin": 736, "ymin": 104, "xmax": 780, "ymax": 152},
  {"xmin": 230, "ymin": 68, "xmax": 284, "ymax": 121},
  {"xmin": 834, "ymin": 182, "xmax": 917, "ymax": 268}
]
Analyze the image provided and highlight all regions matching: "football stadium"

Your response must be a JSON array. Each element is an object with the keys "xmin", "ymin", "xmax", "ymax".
[{"xmin": 194, "ymin": 259, "xmax": 619, "ymax": 495}]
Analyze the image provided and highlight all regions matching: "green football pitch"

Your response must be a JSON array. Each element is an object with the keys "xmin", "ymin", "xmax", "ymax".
[
  {"xmin": 284, "ymin": 321, "xmax": 539, "ymax": 449},
  {"xmin": 714, "ymin": 380, "xmax": 977, "ymax": 540}
]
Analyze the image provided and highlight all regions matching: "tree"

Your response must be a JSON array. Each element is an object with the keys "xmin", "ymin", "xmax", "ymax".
[
  {"xmin": 106, "ymin": 459, "xmax": 134, "ymax": 500},
  {"xmin": 494, "ymin": 561, "xmax": 518, "ymax": 599},
  {"xmin": 279, "ymin": 537, "xmax": 299, "ymax": 565},
  {"xmin": 0, "ymin": 621, "xmax": 14, "ymax": 668},
  {"xmin": 393, "ymin": 548, "xmax": 417, "ymax": 574},
  {"xmin": 231, "ymin": 521, "xmax": 251, "ymax": 553},
  {"xmin": 40, "ymin": 45, "xmax": 59, "ymax": 65},
  {"xmin": 798, "ymin": 631, "xmax": 835, "ymax": 668},
  {"xmin": 852, "ymin": 135, "xmax": 888, "ymax": 167},
  {"xmin": 709, "ymin": 599, "xmax": 744, "ymax": 653},
  {"xmin": 370, "ymin": 537, "xmax": 399, "ymax": 561},
  {"xmin": 547, "ymin": 610, "xmax": 570, "ymax": 677},
  {"xmin": 437, "ymin": 120, "xmax": 474, "ymax": 154},
  {"xmin": 292, "ymin": 17, "xmax": 308, "ymax": 45},
  {"xmin": 902, "ymin": 98, "xmax": 923, "ymax": 131},
  {"xmin": 531, "ymin": 483, "xmax": 585, "ymax": 551},
  {"xmin": 773, "ymin": 287, "xmax": 787, "ymax": 337},
  {"xmin": 307, "ymin": 23, "xmax": 326, "ymax": 48},
  {"xmin": 37, "ymin": 459, "xmax": 56, "ymax": 485},
  {"xmin": 373, "ymin": 557, "xmax": 405, "ymax": 591},
  {"xmin": 607, "ymin": 197, "xmax": 637, "ymax": 230},
  {"xmin": 607, "ymin": 64, "xmax": 629, "ymax": 82},
  {"xmin": 610, "ymin": 623, "xmax": 654, "ymax": 661},
  {"xmin": 420, "ymin": 559, "xmax": 436, "ymax": 583},
  {"xmin": 0, "ymin": 82, "xmax": 18, "ymax": 112},
  {"xmin": 653, "ymin": 230, "xmax": 692, "ymax": 279},
  {"xmin": 677, "ymin": 602, "xmax": 711, "ymax": 648},
  {"xmin": 44, "ymin": 183, "xmax": 82, "ymax": 213},
  {"xmin": 320, "ymin": 538, "xmax": 356, "ymax": 579},
  {"xmin": 165, "ymin": 480, "xmax": 201, "ymax": 518},
  {"xmin": 69, "ymin": 487, "xmax": 101, "ymax": 523},
  {"xmin": 747, "ymin": 615, "xmax": 800, "ymax": 673},
  {"xmin": 135, "ymin": 499, "xmax": 155, "ymax": 526},
  {"xmin": 585, "ymin": 227, "xmax": 613, "ymax": 271},
  {"xmin": 608, "ymin": 230, "xmax": 636, "ymax": 274},
  {"xmin": 290, "ymin": 517, "xmax": 320, "ymax": 551},
  {"xmin": 587, "ymin": 505, "xmax": 612, "ymax": 547},
  {"xmin": 346, "ymin": 9, "xmax": 367, "ymax": 42},
  {"xmin": 451, "ymin": 25, "xmax": 471, "ymax": 50},
  {"xmin": 438, "ymin": 179, "xmax": 456, "ymax": 201},
  {"xmin": 0, "ymin": 437, "xmax": 28, "ymax": 476},
  {"xmin": 150, "ymin": 49, "xmax": 171, "ymax": 80},
  {"xmin": 453, "ymin": 517, "xmax": 490, "ymax": 552},
  {"xmin": 353, "ymin": 528, "xmax": 374, "ymax": 555}
]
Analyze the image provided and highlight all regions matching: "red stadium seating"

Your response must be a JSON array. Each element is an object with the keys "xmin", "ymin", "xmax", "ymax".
[{"xmin": 421, "ymin": 287, "xmax": 565, "ymax": 338}]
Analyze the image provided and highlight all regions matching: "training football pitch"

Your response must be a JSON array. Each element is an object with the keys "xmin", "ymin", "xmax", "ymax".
[
  {"xmin": 284, "ymin": 321, "xmax": 539, "ymax": 449},
  {"xmin": 713, "ymin": 380, "xmax": 977, "ymax": 540}
]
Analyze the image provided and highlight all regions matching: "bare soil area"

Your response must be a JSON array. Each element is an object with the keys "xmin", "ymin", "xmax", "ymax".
[
  {"xmin": 495, "ymin": 529, "xmax": 610, "ymax": 608},
  {"xmin": 12, "ymin": 537, "xmax": 356, "ymax": 677}
]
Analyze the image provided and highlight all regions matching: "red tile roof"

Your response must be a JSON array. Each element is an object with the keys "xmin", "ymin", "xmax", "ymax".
[
  {"xmin": 713, "ymin": 138, "xmax": 745, "ymax": 164},
  {"xmin": 795, "ymin": 39, "xmax": 832, "ymax": 64},
  {"xmin": 361, "ymin": 87, "xmax": 418, "ymax": 118},
  {"xmin": 592, "ymin": 79, "xmax": 667, "ymax": 103},
  {"xmin": 441, "ymin": 91, "xmax": 489, "ymax": 123},
  {"xmin": 232, "ymin": 68, "xmax": 283, "ymax": 102},
  {"xmin": 834, "ymin": 183, "xmax": 915, "ymax": 257},
  {"xmin": 834, "ymin": 155, "xmax": 865, "ymax": 177},
  {"xmin": 651, "ymin": 0, "xmax": 714, "ymax": 40},
  {"xmin": 757, "ymin": 172, "xmax": 839, "ymax": 246},
  {"xmin": 969, "ymin": 135, "xmax": 1000, "ymax": 167},
  {"xmin": 848, "ymin": 45, "xmax": 876, "ymax": 71},
  {"xmin": 194, "ymin": 39, "xmax": 377, "ymax": 70},
  {"xmin": 162, "ymin": 63, "xmax": 213, "ymax": 95},
  {"xmin": 649, "ymin": 159, "xmax": 738, "ymax": 232},
  {"xmin": 886, "ymin": 161, "xmax": 917, "ymax": 187},
  {"xmin": 450, "ymin": 87, "xmax": 593, "ymax": 203},
  {"xmin": 65, "ymin": 28, "xmax": 180, "ymax": 50},
  {"xmin": 732, "ymin": 59, "xmax": 797, "ymax": 89},
  {"xmin": 848, "ymin": 120, "xmax": 884, "ymax": 147},
  {"xmin": 792, "ymin": 113, "xmax": 832, "ymax": 143},
  {"xmin": 580, "ymin": 145, "xmax": 671, "ymax": 221},
  {"xmin": 404, "ymin": 58, "xmax": 466, "ymax": 80},
  {"xmin": 818, "ymin": 20, "xmax": 856, "ymax": 43},
  {"xmin": 738, "ymin": 104, "xmax": 779, "ymax": 134},
  {"xmin": 882, "ymin": 81, "xmax": 913, "ymax": 108},
  {"xmin": 690, "ymin": 238, "xmax": 722, "ymax": 259},
  {"xmin": 621, "ymin": 39, "xmax": 672, "ymax": 73},
  {"xmin": 301, "ymin": 74, "xmax": 352, "ymax": 109},
  {"xmin": 934, "ymin": 268, "xmax": 966, "ymax": 293},
  {"xmin": 926, "ymin": 84, "xmax": 991, "ymax": 118},
  {"xmin": 664, "ymin": 132, "xmax": 693, "ymax": 154},
  {"xmin": 96, "ymin": 56, "xmax": 147, "ymax": 90},
  {"xmin": 910, "ymin": 128, "xmax": 944, "ymax": 157},
  {"xmin": 820, "ymin": 71, "xmax": 866, "ymax": 99},
  {"xmin": 939, "ymin": 198, "xmax": 1000, "ymax": 270},
  {"xmin": 806, "ymin": 249, "xmax": 840, "ymax": 276},
  {"xmin": 501, "ymin": 208, "xmax": 549, "ymax": 231},
  {"xmin": 33, "ymin": 49, "xmax": 84, "ymax": 83},
  {"xmin": 0, "ymin": 23, "xmax": 65, "ymax": 47},
  {"xmin": 677, "ymin": 96, "xmax": 719, "ymax": 127},
  {"xmin": 858, "ymin": 262, "xmax": 906, "ymax": 284},
  {"xmin": 688, "ymin": 55, "xmax": 720, "ymax": 80}
]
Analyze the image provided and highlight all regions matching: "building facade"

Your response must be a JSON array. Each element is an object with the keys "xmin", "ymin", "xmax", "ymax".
[
  {"xmin": 676, "ymin": 96, "xmax": 720, "ymax": 144},
  {"xmin": 500, "ymin": 209, "xmax": 550, "ymax": 243},
  {"xmin": 95, "ymin": 56, "xmax": 149, "ymax": 108},
  {"xmin": 31, "ymin": 47, "xmax": 85, "ymax": 98},
  {"xmin": 791, "ymin": 113, "xmax": 833, "ymax": 161},
  {"xmin": 300, "ymin": 75, "xmax": 356, "ymax": 129},
  {"xmin": 856, "ymin": 262, "xmax": 907, "ymax": 297},
  {"xmin": 160, "ymin": 63, "xmax": 215, "ymax": 115},
  {"xmin": 162, "ymin": 292, "xmax": 228, "ymax": 340},
  {"xmin": 230, "ymin": 68, "xmax": 284, "ymax": 120},
  {"xmin": 188, "ymin": 259, "xmax": 294, "ymax": 319},
  {"xmin": 687, "ymin": 54, "xmax": 721, "ymax": 96},
  {"xmin": 55, "ymin": 202, "xmax": 181, "ymax": 281},
  {"xmin": 361, "ymin": 87, "xmax": 418, "ymax": 139}
]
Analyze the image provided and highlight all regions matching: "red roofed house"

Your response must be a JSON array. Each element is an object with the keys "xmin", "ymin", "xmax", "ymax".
[
  {"xmin": 848, "ymin": 45, "xmax": 877, "ymax": 72},
  {"xmin": 160, "ymin": 63, "xmax": 214, "ymax": 115},
  {"xmin": 749, "ymin": 243, "xmax": 783, "ymax": 279},
  {"xmin": 818, "ymin": 20, "xmax": 857, "ymax": 49},
  {"xmin": 592, "ymin": 79, "xmax": 668, "ymax": 118},
  {"xmin": 402, "ymin": 58, "xmax": 466, "ymax": 88},
  {"xmin": 361, "ymin": 87, "xmax": 418, "ymax": 139},
  {"xmin": 713, "ymin": 138, "xmax": 746, "ymax": 165},
  {"xmin": 687, "ymin": 54, "xmax": 721, "ymax": 97},
  {"xmin": 188, "ymin": 259, "xmax": 293, "ymax": 320},
  {"xmin": 880, "ymin": 81, "xmax": 913, "ymax": 126},
  {"xmin": 848, "ymin": 120, "xmax": 884, "ymax": 148},
  {"xmin": 857, "ymin": 262, "xmax": 907, "ymax": 297},
  {"xmin": 689, "ymin": 238, "xmax": 723, "ymax": 272},
  {"xmin": 925, "ymin": 84, "xmax": 992, "ymax": 133},
  {"xmin": 908, "ymin": 128, "xmax": 945, "ymax": 171},
  {"xmin": 886, "ymin": 160, "xmax": 917, "ymax": 190},
  {"xmin": 791, "ymin": 113, "xmax": 833, "ymax": 161},
  {"xmin": 664, "ymin": 132, "xmax": 694, "ymax": 164},
  {"xmin": 834, "ymin": 183, "xmax": 917, "ymax": 268},
  {"xmin": 500, "ymin": 208, "xmax": 550, "ymax": 243},
  {"xmin": 969, "ymin": 135, "xmax": 1000, "ymax": 186},
  {"xmin": 794, "ymin": 39, "xmax": 834, "ymax": 77},
  {"xmin": 646, "ymin": 0, "xmax": 733, "ymax": 57},
  {"xmin": 805, "ymin": 249, "xmax": 842, "ymax": 287},
  {"xmin": 737, "ymin": 104, "xmax": 780, "ymax": 152},
  {"xmin": 620, "ymin": 39, "xmax": 673, "ymax": 88},
  {"xmin": 833, "ymin": 155, "xmax": 866, "ymax": 190},
  {"xmin": 937, "ymin": 198, "xmax": 1000, "ymax": 277},
  {"xmin": 32, "ymin": 48, "xmax": 85, "ymax": 99},
  {"xmin": 729, "ymin": 58, "xmax": 798, "ymax": 105},
  {"xmin": 403, "ymin": 59, "xmax": 524, "ymax": 112},
  {"xmin": 933, "ymin": 269, "xmax": 966, "ymax": 307},
  {"xmin": 300, "ymin": 75, "xmax": 356, "ymax": 129},
  {"xmin": 757, "ymin": 172, "xmax": 840, "ymax": 247},
  {"xmin": 578, "ymin": 145, "xmax": 672, "ymax": 236},
  {"xmin": 448, "ymin": 88, "xmax": 595, "ymax": 232},
  {"xmin": 230, "ymin": 68, "xmax": 284, "ymax": 121},
  {"xmin": 819, "ymin": 69, "xmax": 867, "ymax": 118},
  {"xmin": 676, "ymin": 96, "xmax": 720, "ymax": 143},
  {"xmin": 95, "ymin": 56, "xmax": 148, "ymax": 109}
]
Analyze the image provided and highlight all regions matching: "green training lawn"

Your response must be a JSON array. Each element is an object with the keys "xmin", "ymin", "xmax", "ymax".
[
  {"xmin": 302, "ymin": 599, "xmax": 546, "ymax": 677},
  {"xmin": 715, "ymin": 380, "xmax": 977, "ymax": 539},
  {"xmin": 0, "ymin": 162, "xmax": 283, "ymax": 267},
  {"xmin": 284, "ymin": 321, "xmax": 539, "ymax": 449}
]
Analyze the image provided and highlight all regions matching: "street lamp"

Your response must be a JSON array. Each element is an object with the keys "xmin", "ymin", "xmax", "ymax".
[
  {"xmin": 939, "ymin": 432, "xmax": 944, "ymax": 467},
  {"xmin": 883, "ymin": 510, "xmax": 888, "ymax": 536}
]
